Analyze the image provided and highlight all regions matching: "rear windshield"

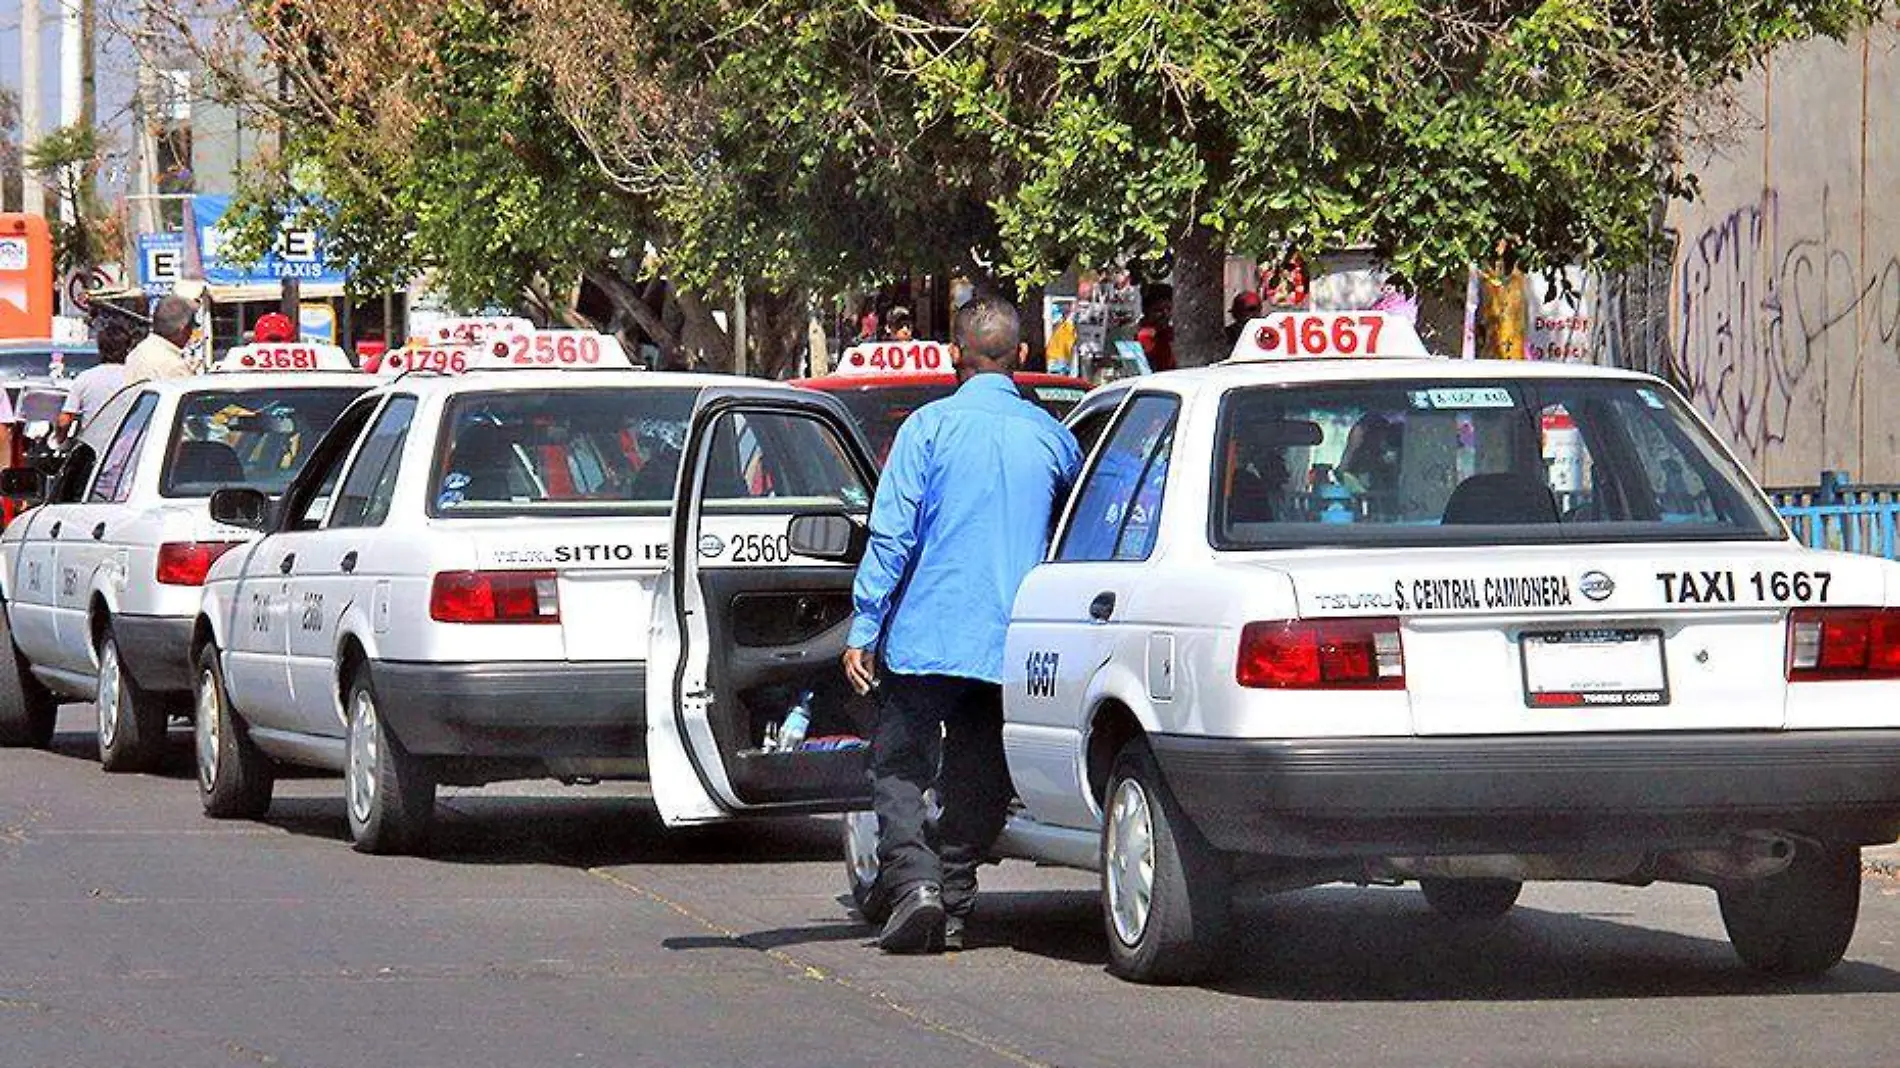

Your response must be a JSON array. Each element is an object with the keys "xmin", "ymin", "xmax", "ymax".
[
  {"xmin": 161, "ymin": 388, "xmax": 366, "ymax": 498},
  {"xmin": 0, "ymin": 347, "xmax": 99, "ymax": 380},
  {"xmin": 430, "ymin": 388, "xmax": 700, "ymax": 517},
  {"xmin": 832, "ymin": 381, "xmax": 1082, "ymax": 466},
  {"xmin": 1211, "ymin": 378, "xmax": 1782, "ymax": 549}
]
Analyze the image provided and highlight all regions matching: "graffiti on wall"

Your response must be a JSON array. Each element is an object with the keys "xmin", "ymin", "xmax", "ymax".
[{"xmin": 1674, "ymin": 187, "xmax": 1900, "ymax": 467}]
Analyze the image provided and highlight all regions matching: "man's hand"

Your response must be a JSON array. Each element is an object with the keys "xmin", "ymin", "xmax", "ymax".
[{"xmin": 842, "ymin": 646, "xmax": 877, "ymax": 696}]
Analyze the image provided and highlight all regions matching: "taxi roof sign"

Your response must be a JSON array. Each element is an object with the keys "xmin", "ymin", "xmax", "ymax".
[
  {"xmin": 373, "ymin": 330, "xmax": 634, "ymax": 377},
  {"xmin": 1226, "ymin": 311, "xmax": 1435, "ymax": 362},
  {"xmin": 422, "ymin": 315, "xmax": 536, "ymax": 348},
  {"xmin": 835, "ymin": 340, "xmax": 952, "ymax": 377},
  {"xmin": 214, "ymin": 343, "xmax": 356, "ymax": 374}
]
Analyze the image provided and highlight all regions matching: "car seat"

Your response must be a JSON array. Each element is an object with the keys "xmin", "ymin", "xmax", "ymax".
[
  {"xmin": 171, "ymin": 441, "xmax": 246, "ymax": 488},
  {"xmin": 1441, "ymin": 472, "xmax": 1560, "ymax": 525},
  {"xmin": 449, "ymin": 424, "xmax": 523, "ymax": 501}
]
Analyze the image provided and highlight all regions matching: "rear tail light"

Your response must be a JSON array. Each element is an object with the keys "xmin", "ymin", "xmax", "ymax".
[
  {"xmin": 1237, "ymin": 617, "xmax": 1405, "ymax": 689},
  {"xmin": 429, "ymin": 570, "xmax": 560, "ymax": 624},
  {"xmin": 1787, "ymin": 608, "xmax": 1900, "ymax": 680},
  {"xmin": 156, "ymin": 541, "xmax": 242, "ymax": 586}
]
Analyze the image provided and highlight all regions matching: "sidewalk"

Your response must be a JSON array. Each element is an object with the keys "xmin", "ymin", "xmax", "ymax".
[{"xmin": 1866, "ymin": 842, "xmax": 1900, "ymax": 876}]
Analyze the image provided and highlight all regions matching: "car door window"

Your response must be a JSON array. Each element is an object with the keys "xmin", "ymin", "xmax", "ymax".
[
  {"xmin": 87, "ymin": 392, "xmax": 159, "ymax": 503},
  {"xmin": 328, "ymin": 397, "xmax": 417, "ymax": 529},
  {"xmin": 277, "ymin": 398, "xmax": 384, "ymax": 532},
  {"xmin": 702, "ymin": 411, "xmax": 870, "ymax": 512},
  {"xmin": 1056, "ymin": 395, "xmax": 1179, "ymax": 562}
]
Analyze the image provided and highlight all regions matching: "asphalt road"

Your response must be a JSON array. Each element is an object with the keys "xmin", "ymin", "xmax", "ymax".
[{"xmin": 7, "ymin": 708, "xmax": 1900, "ymax": 1068}]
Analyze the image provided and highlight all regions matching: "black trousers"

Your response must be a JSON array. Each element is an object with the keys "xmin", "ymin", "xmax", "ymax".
[{"xmin": 872, "ymin": 672, "xmax": 1012, "ymax": 918}]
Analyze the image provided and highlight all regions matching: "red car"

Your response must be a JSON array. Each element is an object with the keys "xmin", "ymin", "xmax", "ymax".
[{"xmin": 796, "ymin": 368, "xmax": 1091, "ymax": 466}]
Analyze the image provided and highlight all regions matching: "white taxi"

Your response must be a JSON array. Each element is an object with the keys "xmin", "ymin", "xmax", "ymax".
[
  {"xmin": 636, "ymin": 311, "xmax": 1900, "ymax": 985},
  {"xmin": 189, "ymin": 330, "xmax": 879, "ymax": 856},
  {"xmin": 0, "ymin": 343, "xmax": 369, "ymax": 769}
]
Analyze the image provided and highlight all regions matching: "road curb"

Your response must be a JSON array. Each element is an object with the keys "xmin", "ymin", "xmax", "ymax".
[{"xmin": 1864, "ymin": 848, "xmax": 1900, "ymax": 878}]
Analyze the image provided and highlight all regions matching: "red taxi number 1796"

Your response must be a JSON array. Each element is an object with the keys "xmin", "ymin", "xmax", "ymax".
[
  {"xmin": 1261, "ymin": 315, "xmax": 1386, "ymax": 356},
  {"xmin": 852, "ymin": 343, "xmax": 945, "ymax": 372},
  {"xmin": 508, "ymin": 333, "xmax": 603, "ymax": 366}
]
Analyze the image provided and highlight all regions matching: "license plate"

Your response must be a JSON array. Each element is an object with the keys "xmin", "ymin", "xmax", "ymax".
[{"xmin": 1520, "ymin": 628, "xmax": 1669, "ymax": 708}]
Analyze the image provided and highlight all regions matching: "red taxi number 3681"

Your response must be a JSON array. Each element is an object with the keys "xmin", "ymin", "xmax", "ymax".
[
  {"xmin": 849, "ymin": 343, "xmax": 945, "ymax": 372},
  {"xmin": 1258, "ymin": 314, "xmax": 1386, "ymax": 356},
  {"xmin": 507, "ymin": 333, "xmax": 603, "ymax": 366},
  {"xmin": 247, "ymin": 347, "xmax": 319, "ymax": 370}
]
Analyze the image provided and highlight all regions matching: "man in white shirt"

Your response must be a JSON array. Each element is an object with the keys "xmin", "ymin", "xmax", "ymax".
[
  {"xmin": 58, "ymin": 319, "xmax": 134, "ymax": 443},
  {"xmin": 124, "ymin": 296, "xmax": 197, "ymax": 385}
]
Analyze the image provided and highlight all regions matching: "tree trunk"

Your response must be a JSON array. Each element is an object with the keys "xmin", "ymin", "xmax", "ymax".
[
  {"xmin": 1172, "ymin": 218, "xmax": 1226, "ymax": 368},
  {"xmin": 1414, "ymin": 271, "xmax": 1473, "ymax": 357},
  {"xmin": 584, "ymin": 265, "xmax": 681, "ymax": 362},
  {"xmin": 674, "ymin": 288, "xmax": 734, "ymax": 372},
  {"xmin": 746, "ymin": 285, "xmax": 810, "ymax": 380}
]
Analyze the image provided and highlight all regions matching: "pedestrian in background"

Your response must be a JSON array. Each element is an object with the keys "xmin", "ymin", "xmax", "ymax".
[
  {"xmin": 125, "ymin": 296, "xmax": 197, "ymax": 384},
  {"xmin": 1224, "ymin": 290, "xmax": 1262, "ymax": 349},
  {"xmin": 886, "ymin": 306, "xmax": 914, "ymax": 342},
  {"xmin": 843, "ymin": 295, "xmax": 1083, "ymax": 954},
  {"xmin": 58, "ymin": 319, "xmax": 134, "ymax": 443},
  {"xmin": 1135, "ymin": 285, "xmax": 1174, "ymax": 372}
]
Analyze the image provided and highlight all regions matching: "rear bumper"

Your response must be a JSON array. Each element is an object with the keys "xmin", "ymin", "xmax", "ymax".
[
  {"xmin": 113, "ymin": 614, "xmax": 195, "ymax": 693},
  {"xmin": 1150, "ymin": 731, "xmax": 1900, "ymax": 858},
  {"xmin": 370, "ymin": 660, "xmax": 646, "ymax": 760}
]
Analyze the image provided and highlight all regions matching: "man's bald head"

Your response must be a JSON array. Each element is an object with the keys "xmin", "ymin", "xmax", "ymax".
[
  {"xmin": 151, "ymin": 296, "xmax": 197, "ymax": 345},
  {"xmin": 952, "ymin": 296, "xmax": 1022, "ymax": 377}
]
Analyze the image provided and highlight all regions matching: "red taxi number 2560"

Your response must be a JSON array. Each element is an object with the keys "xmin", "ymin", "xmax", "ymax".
[
  {"xmin": 1272, "ymin": 315, "xmax": 1385, "ymax": 356},
  {"xmin": 508, "ymin": 333, "xmax": 603, "ymax": 366}
]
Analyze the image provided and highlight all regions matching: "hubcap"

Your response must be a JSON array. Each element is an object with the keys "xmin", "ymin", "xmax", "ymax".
[
  {"xmin": 346, "ymin": 689, "xmax": 379, "ymax": 825},
  {"xmin": 195, "ymin": 669, "xmax": 220, "ymax": 792},
  {"xmin": 1105, "ymin": 778, "xmax": 1156, "ymax": 947},
  {"xmin": 97, "ymin": 640, "xmax": 122, "ymax": 753},
  {"xmin": 844, "ymin": 811, "xmax": 879, "ymax": 890}
]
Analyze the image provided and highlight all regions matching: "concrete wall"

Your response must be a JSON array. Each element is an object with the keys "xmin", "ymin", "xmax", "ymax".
[{"xmin": 1667, "ymin": 18, "xmax": 1900, "ymax": 486}]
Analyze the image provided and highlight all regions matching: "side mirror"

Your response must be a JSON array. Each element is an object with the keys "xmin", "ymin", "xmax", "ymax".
[
  {"xmin": 788, "ymin": 513, "xmax": 866, "ymax": 564},
  {"xmin": 0, "ymin": 467, "xmax": 43, "ymax": 500},
  {"xmin": 209, "ymin": 487, "xmax": 272, "ymax": 531}
]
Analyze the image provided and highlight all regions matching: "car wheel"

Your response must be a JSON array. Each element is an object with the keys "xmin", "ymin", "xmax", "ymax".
[
  {"xmin": 0, "ymin": 606, "xmax": 56, "ymax": 748},
  {"xmin": 1719, "ymin": 844, "xmax": 1860, "ymax": 976},
  {"xmin": 842, "ymin": 810, "xmax": 890, "ymax": 925},
  {"xmin": 96, "ymin": 623, "xmax": 168, "ymax": 773},
  {"xmin": 344, "ymin": 664, "xmax": 434, "ymax": 855},
  {"xmin": 194, "ymin": 646, "xmax": 274, "ymax": 819},
  {"xmin": 1101, "ymin": 738, "xmax": 1231, "ymax": 984},
  {"xmin": 1420, "ymin": 878, "xmax": 1522, "ymax": 920}
]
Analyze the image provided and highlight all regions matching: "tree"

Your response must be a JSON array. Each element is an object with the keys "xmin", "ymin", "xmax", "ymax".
[
  {"xmin": 25, "ymin": 122, "xmax": 118, "ymax": 276},
  {"xmin": 865, "ymin": 0, "xmax": 1881, "ymax": 363},
  {"xmin": 0, "ymin": 89, "xmax": 20, "ymax": 212}
]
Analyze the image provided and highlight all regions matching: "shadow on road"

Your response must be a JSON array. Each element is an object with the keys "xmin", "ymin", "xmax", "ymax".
[{"xmin": 950, "ymin": 884, "xmax": 1900, "ymax": 1001}]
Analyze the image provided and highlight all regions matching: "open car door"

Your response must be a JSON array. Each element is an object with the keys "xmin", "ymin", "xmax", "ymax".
[{"xmin": 648, "ymin": 386, "xmax": 881, "ymax": 825}]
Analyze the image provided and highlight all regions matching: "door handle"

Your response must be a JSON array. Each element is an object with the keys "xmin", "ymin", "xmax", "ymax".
[
  {"xmin": 1089, "ymin": 591, "xmax": 1117, "ymax": 622},
  {"xmin": 91, "ymin": 523, "xmax": 106, "ymax": 540},
  {"xmin": 279, "ymin": 553, "xmax": 296, "ymax": 575},
  {"xmin": 340, "ymin": 551, "xmax": 358, "ymax": 574},
  {"xmin": 48, "ymin": 521, "xmax": 60, "ymax": 538}
]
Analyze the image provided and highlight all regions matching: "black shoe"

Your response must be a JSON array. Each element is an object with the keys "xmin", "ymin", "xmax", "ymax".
[
  {"xmin": 943, "ymin": 914, "xmax": 965, "ymax": 952},
  {"xmin": 878, "ymin": 885, "xmax": 946, "ymax": 954}
]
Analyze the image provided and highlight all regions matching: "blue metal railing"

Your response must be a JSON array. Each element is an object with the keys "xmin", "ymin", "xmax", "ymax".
[{"xmin": 1768, "ymin": 471, "xmax": 1900, "ymax": 559}]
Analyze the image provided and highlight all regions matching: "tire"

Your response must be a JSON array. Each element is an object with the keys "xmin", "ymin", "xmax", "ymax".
[
  {"xmin": 842, "ymin": 810, "xmax": 890, "ymax": 925},
  {"xmin": 193, "ymin": 646, "xmax": 274, "ymax": 819},
  {"xmin": 1101, "ymin": 738, "xmax": 1231, "ymax": 984},
  {"xmin": 96, "ymin": 622, "xmax": 169, "ymax": 773},
  {"xmin": 0, "ymin": 606, "xmax": 57, "ymax": 748},
  {"xmin": 1420, "ymin": 878, "xmax": 1522, "ymax": 920},
  {"xmin": 1719, "ymin": 844, "xmax": 1860, "ymax": 976},
  {"xmin": 344, "ymin": 664, "xmax": 434, "ymax": 855}
]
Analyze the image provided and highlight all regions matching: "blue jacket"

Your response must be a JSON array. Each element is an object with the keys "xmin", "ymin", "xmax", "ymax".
[{"xmin": 848, "ymin": 373, "xmax": 1083, "ymax": 682}]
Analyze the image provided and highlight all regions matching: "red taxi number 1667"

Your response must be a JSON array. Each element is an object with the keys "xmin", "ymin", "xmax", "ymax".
[
  {"xmin": 508, "ymin": 333, "xmax": 603, "ymax": 366},
  {"xmin": 1271, "ymin": 315, "xmax": 1385, "ymax": 356}
]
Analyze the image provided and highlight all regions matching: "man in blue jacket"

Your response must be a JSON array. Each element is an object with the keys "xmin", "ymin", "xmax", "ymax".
[{"xmin": 843, "ymin": 295, "xmax": 1084, "ymax": 954}]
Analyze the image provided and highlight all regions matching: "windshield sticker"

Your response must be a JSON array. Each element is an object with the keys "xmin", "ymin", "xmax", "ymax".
[
  {"xmin": 1638, "ymin": 388, "xmax": 1668, "ymax": 409},
  {"xmin": 1409, "ymin": 388, "xmax": 1515, "ymax": 410}
]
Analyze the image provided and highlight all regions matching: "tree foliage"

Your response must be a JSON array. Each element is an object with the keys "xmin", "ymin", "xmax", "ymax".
[
  {"xmin": 158, "ymin": 0, "xmax": 1879, "ymax": 367},
  {"xmin": 25, "ymin": 123, "xmax": 118, "ymax": 275}
]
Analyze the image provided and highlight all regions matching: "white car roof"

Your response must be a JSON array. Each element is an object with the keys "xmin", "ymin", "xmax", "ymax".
[
  {"xmin": 141, "ymin": 371, "xmax": 376, "ymax": 394},
  {"xmin": 1157, "ymin": 358, "xmax": 1661, "ymax": 391},
  {"xmin": 363, "ymin": 369, "xmax": 801, "ymax": 400}
]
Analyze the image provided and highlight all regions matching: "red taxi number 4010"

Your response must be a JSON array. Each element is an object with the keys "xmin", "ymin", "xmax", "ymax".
[
  {"xmin": 247, "ymin": 347, "xmax": 318, "ymax": 370},
  {"xmin": 1260, "ymin": 315, "xmax": 1386, "ymax": 356},
  {"xmin": 508, "ymin": 333, "xmax": 602, "ymax": 366},
  {"xmin": 852, "ymin": 343, "xmax": 945, "ymax": 372}
]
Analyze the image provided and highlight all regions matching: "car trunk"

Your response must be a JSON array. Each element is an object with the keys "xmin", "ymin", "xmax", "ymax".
[
  {"xmin": 1273, "ymin": 542, "xmax": 1888, "ymax": 736},
  {"xmin": 466, "ymin": 516, "xmax": 674, "ymax": 662}
]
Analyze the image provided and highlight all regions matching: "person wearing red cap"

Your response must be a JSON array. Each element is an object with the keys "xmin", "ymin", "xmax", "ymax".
[
  {"xmin": 1224, "ymin": 290, "xmax": 1263, "ymax": 349},
  {"xmin": 253, "ymin": 312, "xmax": 296, "ymax": 344}
]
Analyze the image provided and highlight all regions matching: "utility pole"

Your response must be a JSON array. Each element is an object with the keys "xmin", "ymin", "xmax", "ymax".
[
  {"xmin": 21, "ymin": 0, "xmax": 46, "ymax": 217},
  {"xmin": 59, "ymin": 0, "xmax": 85, "ymax": 231}
]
